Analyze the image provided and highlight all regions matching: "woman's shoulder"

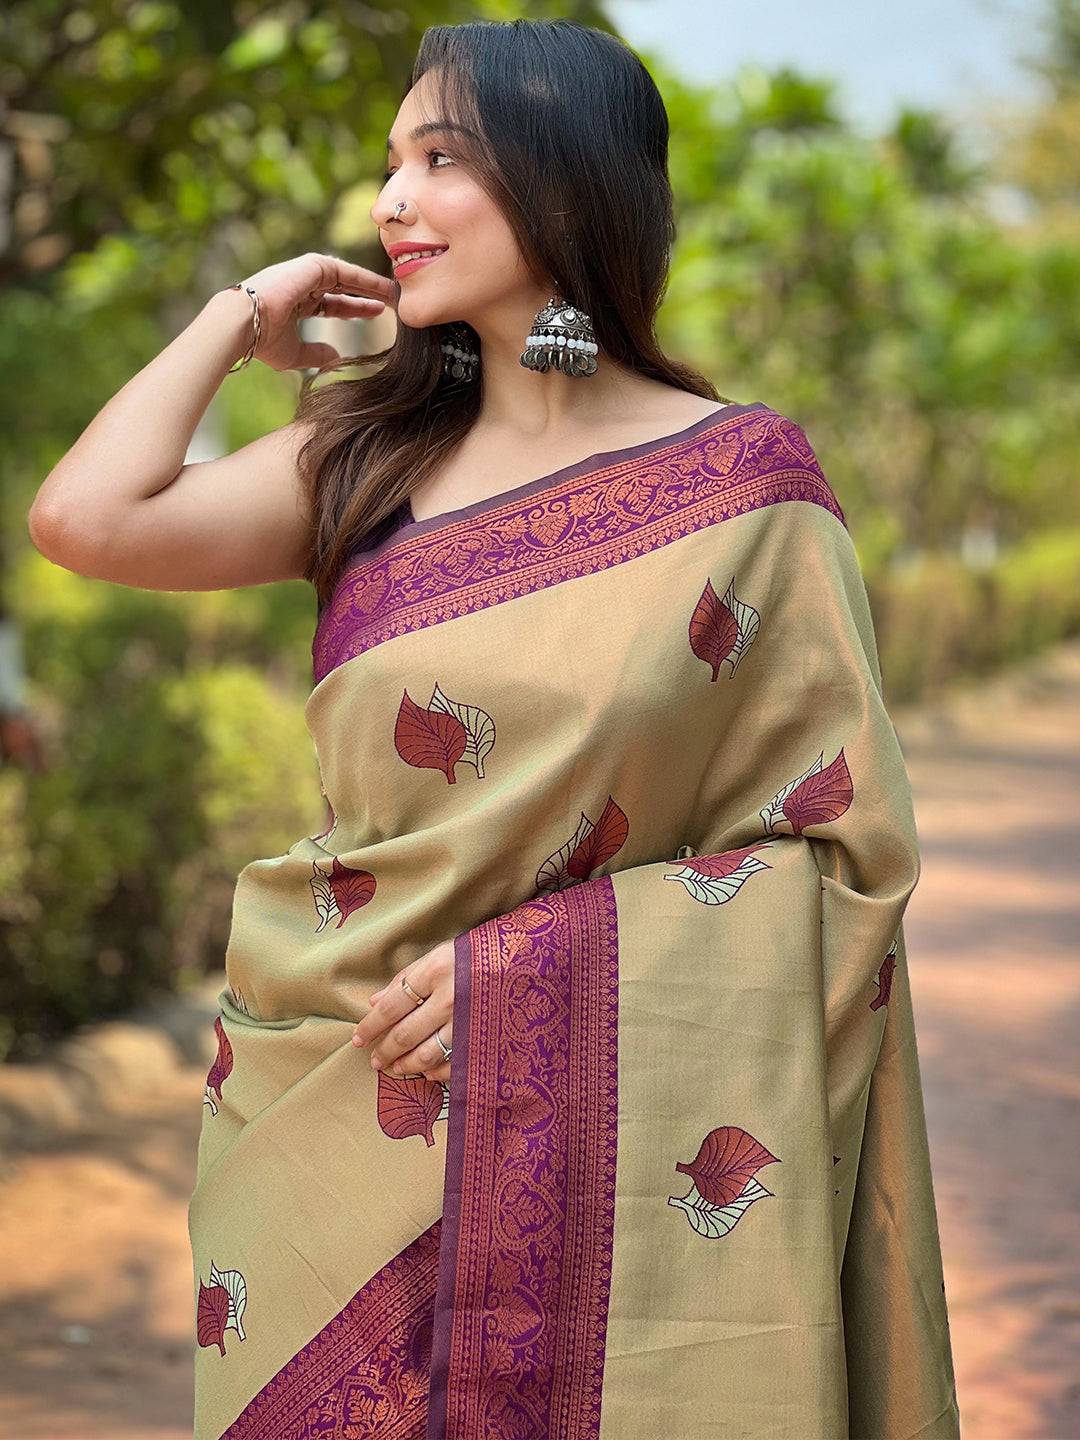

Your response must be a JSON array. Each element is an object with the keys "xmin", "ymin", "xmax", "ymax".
[{"xmin": 750, "ymin": 407, "xmax": 848, "ymax": 532}]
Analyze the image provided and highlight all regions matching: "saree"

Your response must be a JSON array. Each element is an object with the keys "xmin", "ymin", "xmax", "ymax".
[{"xmin": 188, "ymin": 399, "xmax": 961, "ymax": 1439}]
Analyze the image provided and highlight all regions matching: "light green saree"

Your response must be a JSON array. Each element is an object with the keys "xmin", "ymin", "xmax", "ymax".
[{"xmin": 188, "ymin": 400, "xmax": 961, "ymax": 1438}]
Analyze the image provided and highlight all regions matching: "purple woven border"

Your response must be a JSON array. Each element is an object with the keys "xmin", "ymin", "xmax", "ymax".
[{"xmin": 309, "ymin": 404, "xmax": 844, "ymax": 689}]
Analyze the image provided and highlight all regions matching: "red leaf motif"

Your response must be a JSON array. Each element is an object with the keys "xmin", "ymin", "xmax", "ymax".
[
  {"xmin": 376, "ymin": 1070, "xmax": 446, "ymax": 1146},
  {"xmin": 395, "ymin": 689, "xmax": 468, "ymax": 783},
  {"xmin": 664, "ymin": 843, "xmax": 775, "ymax": 905},
  {"xmin": 196, "ymin": 1280, "xmax": 231, "ymax": 1355},
  {"xmin": 680, "ymin": 843, "xmax": 773, "ymax": 878},
  {"xmin": 870, "ymin": 946, "xmax": 896, "ymax": 1011},
  {"xmin": 328, "ymin": 855, "xmax": 376, "ymax": 928},
  {"xmin": 674, "ymin": 1125, "xmax": 780, "ymax": 1208},
  {"xmin": 781, "ymin": 748, "xmax": 853, "ymax": 836},
  {"xmin": 566, "ymin": 796, "xmax": 629, "ymax": 880},
  {"xmin": 689, "ymin": 577, "xmax": 740, "ymax": 681},
  {"xmin": 205, "ymin": 1015, "xmax": 234, "ymax": 1105}
]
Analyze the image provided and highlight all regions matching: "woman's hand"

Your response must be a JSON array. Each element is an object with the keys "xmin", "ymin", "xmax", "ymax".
[
  {"xmin": 226, "ymin": 251, "xmax": 399, "ymax": 372},
  {"xmin": 351, "ymin": 939, "xmax": 454, "ymax": 1083}
]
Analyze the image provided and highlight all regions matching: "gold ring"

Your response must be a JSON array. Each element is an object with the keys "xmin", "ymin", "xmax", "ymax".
[{"xmin": 401, "ymin": 975, "xmax": 426, "ymax": 1006}]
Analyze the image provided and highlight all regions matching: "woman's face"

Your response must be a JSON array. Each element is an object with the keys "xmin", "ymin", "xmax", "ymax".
[{"xmin": 372, "ymin": 71, "xmax": 537, "ymax": 329}]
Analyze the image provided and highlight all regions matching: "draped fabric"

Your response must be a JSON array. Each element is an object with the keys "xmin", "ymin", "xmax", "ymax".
[{"xmin": 188, "ymin": 400, "xmax": 961, "ymax": 1438}]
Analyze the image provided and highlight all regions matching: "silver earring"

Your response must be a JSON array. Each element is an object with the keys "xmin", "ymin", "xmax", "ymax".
[
  {"xmin": 441, "ymin": 321, "xmax": 480, "ymax": 382},
  {"xmin": 520, "ymin": 294, "xmax": 597, "ymax": 377}
]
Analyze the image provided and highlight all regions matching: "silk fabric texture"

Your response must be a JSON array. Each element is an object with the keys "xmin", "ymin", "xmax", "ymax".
[{"xmin": 188, "ymin": 401, "xmax": 961, "ymax": 1438}]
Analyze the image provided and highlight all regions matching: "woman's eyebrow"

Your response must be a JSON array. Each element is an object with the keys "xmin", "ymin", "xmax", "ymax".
[{"xmin": 385, "ymin": 121, "xmax": 475, "ymax": 153}]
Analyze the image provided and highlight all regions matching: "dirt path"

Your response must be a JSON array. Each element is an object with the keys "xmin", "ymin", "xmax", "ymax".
[
  {"xmin": 892, "ymin": 642, "xmax": 1080, "ymax": 1440},
  {"xmin": 1, "ymin": 643, "xmax": 1078, "ymax": 1439}
]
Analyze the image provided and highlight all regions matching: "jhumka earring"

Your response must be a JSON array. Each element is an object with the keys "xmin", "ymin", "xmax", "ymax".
[
  {"xmin": 520, "ymin": 293, "xmax": 598, "ymax": 378},
  {"xmin": 441, "ymin": 321, "xmax": 480, "ymax": 382}
]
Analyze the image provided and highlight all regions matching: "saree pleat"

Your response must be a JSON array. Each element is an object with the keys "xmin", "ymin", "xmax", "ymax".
[{"xmin": 188, "ymin": 401, "xmax": 961, "ymax": 1438}]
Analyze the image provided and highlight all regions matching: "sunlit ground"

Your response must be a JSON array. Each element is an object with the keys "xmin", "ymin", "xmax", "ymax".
[{"xmin": 898, "ymin": 641, "xmax": 1080, "ymax": 1440}]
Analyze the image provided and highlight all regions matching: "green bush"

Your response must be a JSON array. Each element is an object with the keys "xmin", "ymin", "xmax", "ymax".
[
  {"xmin": 871, "ymin": 528, "xmax": 1080, "ymax": 703},
  {"xmin": 872, "ymin": 554, "xmax": 990, "ymax": 703},
  {"xmin": 990, "ymin": 528, "xmax": 1080, "ymax": 659},
  {"xmin": 0, "ymin": 552, "xmax": 321, "ymax": 1061}
]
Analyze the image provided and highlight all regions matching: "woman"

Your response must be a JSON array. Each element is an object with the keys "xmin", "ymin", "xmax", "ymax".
[{"xmin": 29, "ymin": 19, "xmax": 961, "ymax": 1439}]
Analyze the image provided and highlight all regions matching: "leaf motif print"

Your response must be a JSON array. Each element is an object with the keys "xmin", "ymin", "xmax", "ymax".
[
  {"xmin": 328, "ymin": 855, "xmax": 376, "ymax": 926},
  {"xmin": 536, "ymin": 812, "xmax": 593, "ymax": 893},
  {"xmin": 228, "ymin": 982, "xmax": 251, "ymax": 1016},
  {"xmin": 209, "ymin": 1259, "xmax": 248, "ymax": 1341},
  {"xmin": 428, "ymin": 681, "xmax": 497, "ymax": 778},
  {"xmin": 668, "ymin": 1175, "xmax": 775, "ymax": 1240},
  {"xmin": 196, "ymin": 1260, "xmax": 249, "ymax": 1353},
  {"xmin": 536, "ymin": 796, "xmax": 630, "ymax": 892},
  {"xmin": 724, "ymin": 582, "xmax": 761, "ymax": 675},
  {"xmin": 871, "ymin": 941, "xmax": 897, "ymax": 1011},
  {"xmin": 376, "ymin": 1070, "xmax": 450, "ymax": 1147},
  {"xmin": 664, "ymin": 843, "xmax": 775, "ymax": 905},
  {"xmin": 309, "ymin": 859, "xmax": 337, "ymax": 930},
  {"xmin": 676, "ymin": 1125, "xmax": 780, "ymax": 1207},
  {"xmin": 567, "ymin": 796, "xmax": 629, "ymax": 879},
  {"xmin": 203, "ymin": 1015, "xmax": 234, "ymax": 1116},
  {"xmin": 760, "ymin": 748, "xmax": 854, "ymax": 836},
  {"xmin": 782, "ymin": 748, "xmax": 853, "ymax": 834},
  {"xmin": 309, "ymin": 856, "xmax": 376, "ymax": 932},
  {"xmin": 196, "ymin": 1279, "xmax": 231, "ymax": 1355},
  {"xmin": 395, "ymin": 689, "xmax": 469, "ymax": 783},
  {"xmin": 689, "ymin": 575, "xmax": 761, "ymax": 681},
  {"xmin": 668, "ymin": 1125, "xmax": 780, "ymax": 1240}
]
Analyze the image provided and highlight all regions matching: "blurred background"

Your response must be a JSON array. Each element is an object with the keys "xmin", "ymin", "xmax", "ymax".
[{"xmin": 1, "ymin": 1, "xmax": 1077, "ymax": 1436}]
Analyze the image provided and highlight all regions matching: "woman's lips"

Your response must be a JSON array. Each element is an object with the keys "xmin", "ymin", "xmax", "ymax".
[{"xmin": 393, "ymin": 249, "xmax": 448, "ymax": 278}]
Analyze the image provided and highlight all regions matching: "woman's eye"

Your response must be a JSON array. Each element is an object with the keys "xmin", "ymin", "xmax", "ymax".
[{"xmin": 382, "ymin": 149, "xmax": 453, "ymax": 184}]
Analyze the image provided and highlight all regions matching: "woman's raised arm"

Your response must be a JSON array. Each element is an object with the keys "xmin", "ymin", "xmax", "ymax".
[{"xmin": 26, "ymin": 253, "xmax": 396, "ymax": 591}]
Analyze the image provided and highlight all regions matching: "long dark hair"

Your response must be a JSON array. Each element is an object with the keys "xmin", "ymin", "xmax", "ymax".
[{"xmin": 295, "ymin": 18, "xmax": 734, "ymax": 612}]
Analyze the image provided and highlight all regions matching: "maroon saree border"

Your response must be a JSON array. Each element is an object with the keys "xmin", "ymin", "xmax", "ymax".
[
  {"xmin": 395, "ymin": 400, "xmax": 756, "ymax": 540},
  {"xmin": 310, "ymin": 403, "xmax": 844, "ymax": 688},
  {"xmin": 427, "ymin": 877, "xmax": 621, "ymax": 1439},
  {"xmin": 220, "ymin": 1222, "xmax": 440, "ymax": 1438},
  {"xmin": 424, "ymin": 929, "xmax": 473, "ymax": 1437}
]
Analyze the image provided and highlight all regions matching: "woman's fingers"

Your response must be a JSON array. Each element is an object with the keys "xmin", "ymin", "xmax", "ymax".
[
  {"xmin": 367, "ymin": 1004, "xmax": 450, "ymax": 1071},
  {"xmin": 382, "ymin": 1022, "xmax": 454, "ymax": 1080},
  {"xmin": 352, "ymin": 977, "xmax": 434, "ymax": 1052},
  {"xmin": 327, "ymin": 255, "xmax": 397, "ymax": 303},
  {"xmin": 354, "ymin": 941, "xmax": 455, "ymax": 1067},
  {"xmin": 315, "ymin": 293, "xmax": 387, "ymax": 317}
]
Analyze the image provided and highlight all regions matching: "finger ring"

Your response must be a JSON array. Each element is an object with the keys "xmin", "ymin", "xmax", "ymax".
[
  {"xmin": 434, "ymin": 1025, "xmax": 452, "ymax": 1062},
  {"xmin": 401, "ymin": 975, "xmax": 427, "ymax": 1006}
]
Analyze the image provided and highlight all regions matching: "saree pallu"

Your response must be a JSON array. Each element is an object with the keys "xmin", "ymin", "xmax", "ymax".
[{"xmin": 188, "ymin": 400, "xmax": 961, "ymax": 1439}]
